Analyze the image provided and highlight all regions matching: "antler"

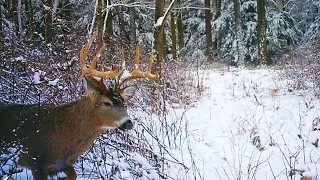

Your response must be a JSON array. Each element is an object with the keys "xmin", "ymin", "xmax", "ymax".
[
  {"xmin": 80, "ymin": 35, "xmax": 158, "ymax": 89},
  {"xmin": 118, "ymin": 42, "xmax": 159, "ymax": 88},
  {"xmin": 80, "ymin": 35, "xmax": 124, "ymax": 80}
]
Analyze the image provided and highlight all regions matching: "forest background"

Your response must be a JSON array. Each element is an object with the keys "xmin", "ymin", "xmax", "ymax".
[{"xmin": 0, "ymin": 0, "xmax": 320, "ymax": 179}]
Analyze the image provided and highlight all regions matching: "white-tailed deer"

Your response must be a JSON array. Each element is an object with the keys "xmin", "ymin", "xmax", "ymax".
[{"xmin": 0, "ymin": 35, "xmax": 159, "ymax": 180}]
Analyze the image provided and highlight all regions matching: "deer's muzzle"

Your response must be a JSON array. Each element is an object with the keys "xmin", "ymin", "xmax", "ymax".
[{"xmin": 119, "ymin": 120, "xmax": 133, "ymax": 130}]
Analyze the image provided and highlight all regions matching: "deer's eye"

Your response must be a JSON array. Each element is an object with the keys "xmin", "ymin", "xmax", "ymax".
[{"xmin": 104, "ymin": 102, "xmax": 112, "ymax": 106}]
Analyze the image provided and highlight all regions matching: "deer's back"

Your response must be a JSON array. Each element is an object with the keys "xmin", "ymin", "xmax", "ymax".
[
  {"xmin": 0, "ymin": 104, "xmax": 58, "ymax": 156},
  {"xmin": 0, "ymin": 103, "xmax": 44, "ymax": 143}
]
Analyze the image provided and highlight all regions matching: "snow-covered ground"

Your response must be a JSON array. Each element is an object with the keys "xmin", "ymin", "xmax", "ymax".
[
  {"xmin": 3, "ymin": 67, "xmax": 320, "ymax": 180},
  {"xmin": 171, "ymin": 67, "xmax": 320, "ymax": 179}
]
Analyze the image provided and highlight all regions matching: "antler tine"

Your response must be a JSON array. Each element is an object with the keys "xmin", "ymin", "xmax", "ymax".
[
  {"xmin": 120, "ymin": 48, "xmax": 125, "ymax": 70},
  {"xmin": 130, "ymin": 41, "xmax": 142, "ymax": 78},
  {"xmin": 80, "ymin": 35, "xmax": 95, "ymax": 80},
  {"xmin": 119, "ymin": 42, "xmax": 159, "ymax": 87},
  {"xmin": 80, "ymin": 35, "xmax": 124, "ymax": 80}
]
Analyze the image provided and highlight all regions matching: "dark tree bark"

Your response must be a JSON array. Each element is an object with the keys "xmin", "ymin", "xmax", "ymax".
[
  {"xmin": 0, "ymin": 1, "xmax": 2, "ymax": 41},
  {"xmin": 214, "ymin": 0, "xmax": 221, "ymax": 20},
  {"xmin": 129, "ymin": 0, "xmax": 137, "ymax": 47},
  {"xmin": 105, "ymin": 8, "xmax": 114, "ymax": 58},
  {"xmin": 177, "ymin": 0, "xmax": 184, "ymax": 53},
  {"xmin": 4, "ymin": 0, "xmax": 11, "ymax": 21},
  {"xmin": 205, "ymin": 0, "xmax": 213, "ymax": 62},
  {"xmin": 12, "ymin": 0, "xmax": 19, "ymax": 37},
  {"xmin": 233, "ymin": 0, "xmax": 244, "ymax": 66},
  {"xmin": 43, "ymin": 0, "xmax": 53, "ymax": 43},
  {"xmin": 25, "ymin": 0, "xmax": 30, "ymax": 36},
  {"xmin": 2, "ymin": 0, "xmax": 11, "ymax": 43},
  {"xmin": 154, "ymin": 0, "xmax": 165, "ymax": 72},
  {"xmin": 117, "ymin": 7, "xmax": 126, "ymax": 47},
  {"xmin": 25, "ymin": 0, "xmax": 35, "ymax": 38},
  {"xmin": 257, "ymin": 0, "xmax": 270, "ymax": 65},
  {"xmin": 213, "ymin": 0, "xmax": 221, "ymax": 52},
  {"xmin": 63, "ymin": 0, "xmax": 72, "ymax": 28},
  {"xmin": 170, "ymin": 10, "xmax": 177, "ymax": 60},
  {"xmin": 97, "ymin": 0, "xmax": 103, "ymax": 47}
]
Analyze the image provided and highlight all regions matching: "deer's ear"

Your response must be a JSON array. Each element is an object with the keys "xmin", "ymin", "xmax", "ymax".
[
  {"xmin": 84, "ymin": 76, "xmax": 101, "ymax": 99},
  {"xmin": 120, "ymin": 85, "xmax": 137, "ymax": 101}
]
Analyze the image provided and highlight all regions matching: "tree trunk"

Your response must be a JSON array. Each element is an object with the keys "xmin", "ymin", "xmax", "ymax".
[
  {"xmin": 12, "ymin": 0, "xmax": 19, "ymax": 38},
  {"xmin": 63, "ymin": 0, "xmax": 71, "ymax": 31},
  {"xmin": 64, "ymin": 0, "xmax": 71, "ymax": 21},
  {"xmin": 170, "ymin": 10, "xmax": 177, "ymax": 61},
  {"xmin": 214, "ymin": 0, "xmax": 221, "ymax": 19},
  {"xmin": 97, "ymin": 0, "xmax": 103, "ymax": 47},
  {"xmin": 213, "ymin": 0, "xmax": 221, "ymax": 53},
  {"xmin": 17, "ymin": 0, "xmax": 22, "ymax": 39},
  {"xmin": 177, "ymin": 0, "xmax": 184, "ymax": 54},
  {"xmin": 233, "ymin": 0, "xmax": 244, "ymax": 66},
  {"xmin": 43, "ymin": 0, "xmax": 53, "ymax": 43},
  {"xmin": 29, "ymin": 0, "xmax": 35, "ymax": 32},
  {"xmin": 154, "ymin": 0, "xmax": 165, "ymax": 72},
  {"xmin": 105, "ymin": 7, "xmax": 114, "ymax": 59},
  {"xmin": 4, "ymin": 0, "xmax": 11, "ymax": 21},
  {"xmin": 257, "ymin": 0, "xmax": 270, "ymax": 65},
  {"xmin": 0, "ymin": 2, "xmax": 2, "ymax": 43},
  {"xmin": 25, "ymin": 0, "xmax": 31, "ymax": 37},
  {"xmin": 129, "ymin": 0, "xmax": 137, "ymax": 47},
  {"xmin": 117, "ymin": 7, "xmax": 126, "ymax": 47},
  {"xmin": 205, "ymin": 0, "xmax": 213, "ymax": 62}
]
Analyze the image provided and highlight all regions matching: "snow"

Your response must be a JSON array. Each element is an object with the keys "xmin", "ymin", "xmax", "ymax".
[
  {"xmin": 154, "ymin": 0, "xmax": 175, "ymax": 28},
  {"xmin": 120, "ymin": 69, "xmax": 132, "ymax": 80},
  {"xmin": 10, "ymin": 56, "xmax": 27, "ymax": 62},
  {"xmin": 154, "ymin": 16, "xmax": 164, "ymax": 28},
  {"xmin": 48, "ymin": 78, "xmax": 60, "ymax": 86},
  {"xmin": 32, "ymin": 72, "xmax": 41, "ymax": 85},
  {"xmin": 167, "ymin": 68, "xmax": 320, "ymax": 179}
]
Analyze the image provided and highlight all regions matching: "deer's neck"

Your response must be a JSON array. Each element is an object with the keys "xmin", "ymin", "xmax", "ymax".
[
  {"xmin": 45, "ymin": 97, "xmax": 102, "ymax": 165},
  {"xmin": 57, "ymin": 97, "xmax": 95, "ymax": 115}
]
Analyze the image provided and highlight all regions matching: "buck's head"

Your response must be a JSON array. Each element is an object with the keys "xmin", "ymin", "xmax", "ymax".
[
  {"xmin": 84, "ymin": 76, "xmax": 137, "ymax": 131},
  {"xmin": 80, "ymin": 35, "xmax": 158, "ymax": 132}
]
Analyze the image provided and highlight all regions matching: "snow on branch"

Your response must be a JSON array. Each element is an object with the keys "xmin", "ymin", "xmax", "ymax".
[{"xmin": 154, "ymin": 0, "xmax": 176, "ymax": 28}]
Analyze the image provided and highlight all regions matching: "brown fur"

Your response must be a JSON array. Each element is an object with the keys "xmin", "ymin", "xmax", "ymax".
[{"xmin": 0, "ymin": 77, "xmax": 136, "ymax": 180}]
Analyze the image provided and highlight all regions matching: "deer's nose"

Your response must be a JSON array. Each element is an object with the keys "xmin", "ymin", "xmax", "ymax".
[{"xmin": 119, "ymin": 120, "xmax": 133, "ymax": 131}]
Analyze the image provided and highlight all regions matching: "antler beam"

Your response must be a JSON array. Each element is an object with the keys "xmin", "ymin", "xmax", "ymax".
[{"xmin": 80, "ymin": 35, "xmax": 124, "ymax": 80}]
